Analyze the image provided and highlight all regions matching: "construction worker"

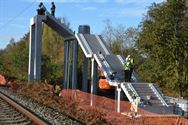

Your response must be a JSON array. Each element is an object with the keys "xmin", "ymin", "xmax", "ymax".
[
  {"xmin": 124, "ymin": 55, "xmax": 134, "ymax": 82},
  {"xmin": 37, "ymin": 2, "xmax": 46, "ymax": 15},
  {"xmin": 130, "ymin": 96, "xmax": 140, "ymax": 117},
  {"xmin": 135, "ymin": 97, "xmax": 140, "ymax": 115},
  {"xmin": 51, "ymin": 2, "xmax": 56, "ymax": 16},
  {"xmin": 129, "ymin": 56, "xmax": 134, "ymax": 82}
]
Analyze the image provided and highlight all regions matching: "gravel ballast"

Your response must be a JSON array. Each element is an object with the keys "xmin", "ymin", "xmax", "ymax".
[{"xmin": 0, "ymin": 87, "xmax": 83, "ymax": 125}]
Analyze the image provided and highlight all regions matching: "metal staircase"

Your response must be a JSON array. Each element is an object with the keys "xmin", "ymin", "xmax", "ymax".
[
  {"xmin": 121, "ymin": 83, "xmax": 138, "ymax": 103},
  {"xmin": 75, "ymin": 32, "xmax": 171, "ymax": 110},
  {"xmin": 132, "ymin": 83, "xmax": 168, "ymax": 106}
]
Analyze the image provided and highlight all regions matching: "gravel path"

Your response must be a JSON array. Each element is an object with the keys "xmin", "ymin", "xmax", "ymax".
[{"xmin": 0, "ymin": 87, "xmax": 84, "ymax": 125}]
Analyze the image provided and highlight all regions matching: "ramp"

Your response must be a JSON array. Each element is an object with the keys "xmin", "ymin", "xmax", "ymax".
[{"xmin": 76, "ymin": 33, "xmax": 111, "ymax": 57}]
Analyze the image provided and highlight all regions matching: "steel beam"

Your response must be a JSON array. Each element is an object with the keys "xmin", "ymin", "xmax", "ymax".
[
  {"xmin": 63, "ymin": 40, "xmax": 68, "ymax": 88},
  {"xmin": 63, "ymin": 40, "xmax": 71, "ymax": 89},
  {"xmin": 28, "ymin": 14, "xmax": 74, "ymax": 82},
  {"xmin": 28, "ymin": 18, "xmax": 35, "ymax": 81},
  {"xmin": 82, "ymin": 55, "xmax": 88, "ymax": 92},
  {"xmin": 67, "ymin": 41, "xmax": 71, "ymax": 88},
  {"xmin": 34, "ymin": 16, "xmax": 43, "ymax": 80},
  {"xmin": 72, "ymin": 39, "xmax": 78, "ymax": 89}
]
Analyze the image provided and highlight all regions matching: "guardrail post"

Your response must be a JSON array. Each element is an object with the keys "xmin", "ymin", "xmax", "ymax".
[
  {"xmin": 115, "ymin": 84, "xmax": 121, "ymax": 113},
  {"xmin": 91, "ymin": 58, "xmax": 98, "ymax": 95}
]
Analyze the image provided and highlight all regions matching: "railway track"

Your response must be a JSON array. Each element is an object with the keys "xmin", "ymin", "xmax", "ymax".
[
  {"xmin": 0, "ymin": 87, "xmax": 84, "ymax": 125},
  {"xmin": 0, "ymin": 92, "xmax": 47, "ymax": 125}
]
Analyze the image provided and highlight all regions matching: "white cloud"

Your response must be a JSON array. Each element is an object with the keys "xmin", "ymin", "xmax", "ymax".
[{"xmin": 82, "ymin": 7, "xmax": 97, "ymax": 11}]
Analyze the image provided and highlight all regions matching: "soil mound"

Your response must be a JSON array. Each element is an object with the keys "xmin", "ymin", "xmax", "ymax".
[{"xmin": 17, "ymin": 83, "xmax": 188, "ymax": 125}]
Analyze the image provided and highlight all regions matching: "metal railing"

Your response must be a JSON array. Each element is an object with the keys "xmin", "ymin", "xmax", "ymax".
[
  {"xmin": 149, "ymin": 83, "xmax": 169, "ymax": 107},
  {"xmin": 121, "ymin": 83, "xmax": 139, "ymax": 103},
  {"xmin": 128, "ymin": 83, "xmax": 139, "ymax": 97}
]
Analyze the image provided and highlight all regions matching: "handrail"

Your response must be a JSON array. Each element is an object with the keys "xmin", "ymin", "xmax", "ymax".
[
  {"xmin": 75, "ymin": 33, "xmax": 92, "ymax": 58},
  {"xmin": 128, "ymin": 83, "xmax": 139, "ymax": 97},
  {"xmin": 149, "ymin": 83, "xmax": 169, "ymax": 107},
  {"xmin": 121, "ymin": 83, "xmax": 134, "ymax": 103},
  {"xmin": 80, "ymin": 34, "xmax": 93, "ymax": 55},
  {"xmin": 93, "ymin": 54, "xmax": 116, "ymax": 86},
  {"xmin": 95, "ymin": 35, "xmax": 110, "ymax": 55},
  {"xmin": 98, "ymin": 54, "xmax": 113, "ymax": 75},
  {"xmin": 117, "ymin": 55, "xmax": 124, "ymax": 65}
]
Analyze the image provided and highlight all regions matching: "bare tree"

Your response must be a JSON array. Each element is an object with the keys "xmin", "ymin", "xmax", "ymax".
[{"xmin": 101, "ymin": 19, "xmax": 139, "ymax": 53}]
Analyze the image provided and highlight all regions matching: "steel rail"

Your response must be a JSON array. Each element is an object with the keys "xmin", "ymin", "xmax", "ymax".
[{"xmin": 0, "ymin": 92, "xmax": 47, "ymax": 125}]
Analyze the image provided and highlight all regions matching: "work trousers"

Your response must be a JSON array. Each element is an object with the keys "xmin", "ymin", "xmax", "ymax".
[
  {"xmin": 124, "ymin": 70, "xmax": 130, "ymax": 82},
  {"xmin": 51, "ymin": 11, "xmax": 55, "ymax": 16}
]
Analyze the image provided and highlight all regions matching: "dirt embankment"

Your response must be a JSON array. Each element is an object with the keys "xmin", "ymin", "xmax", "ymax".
[
  {"xmin": 0, "ymin": 74, "xmax": 6, "ymax": 85},
  {"xmin": 16, "ymin": 83, "xmax": 188, "ymax": 125}
]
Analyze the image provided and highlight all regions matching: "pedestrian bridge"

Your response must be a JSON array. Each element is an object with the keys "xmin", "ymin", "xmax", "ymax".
[{"xmin": 28, "ymin": 13, "xmax": 173, "ymax": 114}]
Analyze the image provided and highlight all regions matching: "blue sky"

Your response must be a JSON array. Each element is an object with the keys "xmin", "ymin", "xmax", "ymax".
[{"xmin": 0, "ymin": 0, "xmax": 165, "ymax": 49}]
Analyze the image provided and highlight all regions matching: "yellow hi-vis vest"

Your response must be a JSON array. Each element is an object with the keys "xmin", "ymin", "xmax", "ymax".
[{"xmin": 124, "ymin": 58, "xmax": 133, "ymax": 70}]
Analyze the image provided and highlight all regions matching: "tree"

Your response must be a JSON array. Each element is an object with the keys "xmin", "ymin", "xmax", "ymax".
[
  {"xmin": 102, "ymin": 19, "xmax": 139, "ymax": 54},
  {"xmin": 101, "ymin": 19, "xmax": 142, "ymax": 72},
  {"xmin": 0, "ymin": 53, "xmax": 8, "ymax": 75},
  {"xmin": 137, "ymin": 0, "xmax": 188, "ymax": 97}
]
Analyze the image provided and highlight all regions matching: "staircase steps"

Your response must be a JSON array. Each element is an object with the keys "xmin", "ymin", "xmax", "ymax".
[{"xmin": 131, "ymin": 83, "xmax": 165, "ymax": 106}]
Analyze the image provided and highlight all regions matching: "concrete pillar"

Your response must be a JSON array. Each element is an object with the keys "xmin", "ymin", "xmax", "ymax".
[
  {"xmin": 91, "ymin": 58, "xmax": 98, "ymax": 95},
  {"xmin": 34, "ymin": 16, "xmax": 43, "ymax": 80},
  {"xmin": 82, "ymin": 56, "xmax": 88, "ymax": 92},
  {"xmin": 28, "ymin": 20, "xmax": 35, "ymax": 81},
  {"xmin": 72, "ymin": 39, "xmax": 78, "ymax": 89}
]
